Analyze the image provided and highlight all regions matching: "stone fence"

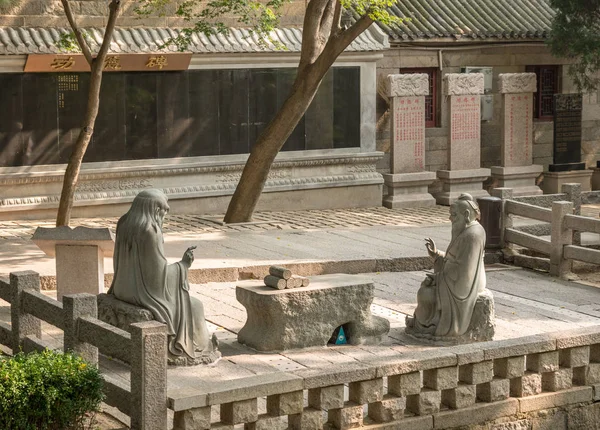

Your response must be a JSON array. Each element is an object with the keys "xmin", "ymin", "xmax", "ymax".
[
  {"xmin": 495, "ymin": 187, "xmax": 600, "ymax": 277},
  {"xmin": 3, "ymin": 270, "xmax": 600, "ymax": 428},
  {"xmin": 171, "ymin": 326, "xmax": 600, "ymax": 429},
  {"xmin": 0, "ymin": 271, "xmax": 167, "ymax": 430}
]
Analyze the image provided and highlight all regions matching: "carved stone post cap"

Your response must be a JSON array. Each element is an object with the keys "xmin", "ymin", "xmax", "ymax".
[
  {"xmin": 444, "ymin": 73, "xmax": 484, "ymax": 95},
  {"xmin": 498, "ymin": 73, "xmax": 537, "ymax": 94},
  {"xmin": 31, "ymin": 226, "xmax": 115, "ymax": 257},
  {"xmin": 385, "ymin": 74, "xmax": 429, "ymax": 97}
]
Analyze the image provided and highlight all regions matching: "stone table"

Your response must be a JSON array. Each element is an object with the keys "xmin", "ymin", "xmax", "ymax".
[{"xmin": 236, "ymin": 274, "xmax": 390, "ymax": 352}]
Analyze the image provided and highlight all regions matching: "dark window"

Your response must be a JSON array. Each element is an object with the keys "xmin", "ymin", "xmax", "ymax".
[
  {"xmin": 526, "ymin": 65, "xmax": 560, "ymax": 120},
  {"xmin": 400, "ymin": 68, "xmax": 437, "ymax": 127},
  {"xmin": 0, "ymin": 68, "xmax": 361, "ymax": 167}
]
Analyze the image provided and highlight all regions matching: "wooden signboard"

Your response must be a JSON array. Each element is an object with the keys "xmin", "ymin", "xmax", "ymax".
[{"xmin": 24, "ymin": 53, "xmax": 192, "ymax": 73}]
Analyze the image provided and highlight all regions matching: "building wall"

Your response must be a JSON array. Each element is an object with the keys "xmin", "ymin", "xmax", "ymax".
[
  {"xmin": 376, "ymin": 45, "xmax": 600, "ymax": 182},
  {"xmin": 0, "ymin": 0, "xmax": 306, "ymax": 27}
]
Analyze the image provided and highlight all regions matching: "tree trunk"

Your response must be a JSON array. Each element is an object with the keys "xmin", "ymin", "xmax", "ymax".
[
  {"xmin": 56, "ymin": 0, "xmax": 120, "ymax": 226},
  {"xmin": 223, "ymin": 64, "xmax": 329, "ymax": 223},
  {"xmin": 55, "ymin": 62, "xmax": 104, "ymax": 227}
]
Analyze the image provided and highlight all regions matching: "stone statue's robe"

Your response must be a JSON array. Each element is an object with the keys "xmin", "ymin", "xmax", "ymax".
[
  {"xmin": 109, "ymin": 223, "xmax": 212, "ymax": 360},
  {"xmin": 413, "ymin": 222, "xmax": 486, "ymax": 337}
]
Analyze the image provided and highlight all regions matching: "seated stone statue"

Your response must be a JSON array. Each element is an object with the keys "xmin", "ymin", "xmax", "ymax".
[
  {"xmin": 108, "ymin": 189, "xmax": 220, "ymax": 365},
  {"xmin": 406, "ymin": 193, "xmax": 494, "ymax": 342}
]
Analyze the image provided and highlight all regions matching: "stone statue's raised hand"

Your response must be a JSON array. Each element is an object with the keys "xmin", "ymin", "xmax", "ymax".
[
  {"xmin": 424, "ymin": 238, "xmax": 438, "ymax": 258},
  {"xmin": 182, "ymin": 246, "xmax": 196, "ymax": 268}
]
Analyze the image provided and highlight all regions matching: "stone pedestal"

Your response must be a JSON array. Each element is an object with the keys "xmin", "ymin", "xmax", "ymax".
[
  {"xmin": 435, "ymin": 168, "xmax": 491, "ymax": 206},
  {"xmin": 542, "ymin": 170, "xmax": 593, "ymax": 194},
  {"xmin": 435, "ymin": 73, "xmax": 489, "ymax": 205},
  {"xmin": 491, "ymin": 73, "xmax": 542, "ymax": 196},
  {"xmin": 383, "ymin": 74, "xmax": 436, "ymax": 208},
  {"xmin": 383, "ymin": 172, "xmax": 436, "ymax": 208},
  {"xmin": 405, "ymin": 289, "xmax": 495, "ymax": 344},
  {"xmin": 491, "ymin": 165, "xmax": 543, "ymax": 197},
  {"xmin": 236, "ymin": 274, "xmax": 390, "ymax": 351},
  {"xmin": 32, "ymin": 226, "xmax": 114, "ymax": 301}
]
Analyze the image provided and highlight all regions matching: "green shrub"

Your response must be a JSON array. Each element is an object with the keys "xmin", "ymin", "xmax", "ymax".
[{"xmin": 0, "ymin": 349, "xmax": 104, "ymax": 430}]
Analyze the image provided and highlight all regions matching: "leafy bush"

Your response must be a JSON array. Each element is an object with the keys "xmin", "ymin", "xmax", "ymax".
[{"xmin": 0, "ymin": 349, "xmax": 104, "ymax": 430}]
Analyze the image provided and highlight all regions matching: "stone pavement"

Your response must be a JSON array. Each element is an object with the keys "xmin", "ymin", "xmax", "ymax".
[
  {"xmin": 2, "ymin": 204, "xmax": 599, "ymax": 282},
  {"xmin": 1, "ymin": 204, "xmax": 600, "ymax": 428}
]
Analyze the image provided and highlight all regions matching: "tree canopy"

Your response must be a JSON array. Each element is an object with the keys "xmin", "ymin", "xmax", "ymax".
[{"xmin": 548, "ymin": 0, "xmax": 600, "ymax": 92}]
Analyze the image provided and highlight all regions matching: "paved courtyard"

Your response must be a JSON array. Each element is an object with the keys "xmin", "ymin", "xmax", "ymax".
[{"xmin": 2, "ymin": 204, "xmax": 600, "ymax": 428}]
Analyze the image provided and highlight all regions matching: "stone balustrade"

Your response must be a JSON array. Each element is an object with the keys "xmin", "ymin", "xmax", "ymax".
[
  {"xmin": 0, "ymin": 271, "xmax": 167, "ymax": 430},
  {"xmin": 170, "ymin": 327, "xmax": 600, "ymax": 429},
  {"xmin": 495, "ymin": 184, "xmax": 600, "ymax": 277},
  {"xmin": 3, "ymin": 270, "xmax": 600, "ymax": 428}
]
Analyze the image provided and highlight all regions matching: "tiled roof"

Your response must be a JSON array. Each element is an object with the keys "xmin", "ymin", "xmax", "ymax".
[
  {"xmin": 0, "ymin": 26, "xmax": 388, "ymax": 55},
  {"xmin": 378, "ymin": 0, "xmax": 554, "ymax": 41}
]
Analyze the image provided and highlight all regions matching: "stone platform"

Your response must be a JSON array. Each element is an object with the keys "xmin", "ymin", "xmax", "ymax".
[{"xmin": 236, "ymin": 274, "xmax": 390, "ymax": 351}]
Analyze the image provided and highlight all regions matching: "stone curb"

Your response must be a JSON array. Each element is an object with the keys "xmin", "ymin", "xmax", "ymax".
[{"xmin": 38, "ymin": 256, "xmax": 432, "ymax": 290}]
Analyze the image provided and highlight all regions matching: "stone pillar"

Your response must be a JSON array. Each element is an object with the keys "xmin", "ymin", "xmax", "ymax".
[
  {"xmin": 63, "ymin": 293, "xmax": 98, "ymax": 366},
  {"xmin": 10, "ymin": 271, "xmax": 42, "ymax": 352},
  {"xmin": 382, "ymin": 74, "xmax": 436, "ymax": 208},
  {"xmin": 31, "ymin": 226, "xmax": 114, "ymax": 301},
  {"xmin": 491, "ymin": 73, "xmax": 543, "ymax": 196},
  {"xmin": 435, "ymin": 73, "xmax": 491, "ymax": 205},
  {"xmin": 130, "ymin": 321, "xmax": 168, "ymax": 430}
]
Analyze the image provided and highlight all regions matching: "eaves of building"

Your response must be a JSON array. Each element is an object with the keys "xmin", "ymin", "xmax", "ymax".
[{"xmin": 376, "ymin": 0, "xmax": 554, "ymax": 45}]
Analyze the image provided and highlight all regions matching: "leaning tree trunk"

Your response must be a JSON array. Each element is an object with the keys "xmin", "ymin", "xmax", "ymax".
[
  {"xmin": 55, "ymin": 61, "xmax": 104, "ymax": 226},
  {"xmin": 56, "ymin": 0, "xmax": 121, "ymax": 226},
  {"xmin": 223, "ymin": 64, "xmax": 329, "ymax": 223}
]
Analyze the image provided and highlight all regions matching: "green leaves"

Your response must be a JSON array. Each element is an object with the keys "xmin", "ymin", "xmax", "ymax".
[
  {"xmin": 0, "ymin": 350, "xmax": 104, "ymax": 430},
  {"xmin": 548, "ymin": 0, "xmax": 600, "ymax": 91},
  {"xmin": 342, "ymin": 0, "xmax": 403, "ymax": 26},
  {"xmin": 134, "ymin": 0, "xmax": 402, "ymax": 51}
]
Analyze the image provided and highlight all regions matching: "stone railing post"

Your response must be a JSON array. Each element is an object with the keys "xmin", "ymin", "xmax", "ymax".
[
  {"xmin": 491, "ymin": 187, "xmax": 514, "ymax": 249},
  {"xmin": 63, "ymin": 293, "xmax": 98, "ymax": 366},
  {"xmin": 562, "ymin": 183, "xmax": 581, "ymax": 245},
  {"xmin": 10, "ymin": 271, "xmax": 42, "ymax": 352},
  {"xmin": 130, "ymin": 321, "xmax": 168, "ymax": 430},
  {"xmin": 550, "ymin": 201, "xmax": 573, "ymax": 277}
]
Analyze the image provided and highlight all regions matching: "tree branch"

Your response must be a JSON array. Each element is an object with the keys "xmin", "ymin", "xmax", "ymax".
[
  {"xmin": 330, "ymin": 0, "xmax": 343, "ymax": 39},
  {"xmin": 299, "ymin": 0, "xmax": 331, "ymax": 69},
  {"xmin": 60, "ymin": 0, "xmax": 93, "ymax": 64},
  {"xmin": 94, "ymin": 0, "xmax": 121, "ymax": 68},
  {"xmin": 324, "ymin": 13, "xmax": 373, "ymax": 61}
]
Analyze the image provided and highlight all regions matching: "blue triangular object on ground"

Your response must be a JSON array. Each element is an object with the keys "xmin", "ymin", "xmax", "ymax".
[{"xmin": 335, "ymin": 326, "xmax": 347, "ymax": 345}]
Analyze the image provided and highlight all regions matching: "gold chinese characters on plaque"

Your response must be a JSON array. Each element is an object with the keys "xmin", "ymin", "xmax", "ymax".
[
  {"xmin": 50, "ymin": 56, "xmax": 76, "ymax": 70},
  {"xmin": 24, "ymin": 53, "xmax": 192, "ymax": 73}
]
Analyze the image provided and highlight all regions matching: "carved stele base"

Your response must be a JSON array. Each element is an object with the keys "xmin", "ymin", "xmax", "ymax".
[
  {"xmin": 491, "ymin": 165, "xmax": 543, "ymax": 197},
  {"xmin": 434, "ymin": 168, "xmax": 491, "ymax": 205},
  {"xmin": 542, "ymin": 170, "xmax": 593, "ymax": 194},
  {"xmin": 97, "ymin": 293, "xmax": 221, "ymax": 366},
  {"xmin": 382, "ymin": 172, "xmax": 436, "ymax": 209},
  {"xmin": 405, "ymin": 289, "xmax": 496, "ymax": 345}
]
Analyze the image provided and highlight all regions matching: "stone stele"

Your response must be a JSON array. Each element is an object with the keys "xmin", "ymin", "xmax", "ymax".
[
  {"xmin": 386, "ymin": 73, "xmax": 429, "ymax": 97},
  {"xmin": 444, "ymin": 73, "xmax": 485, "ymax": 96},
  {"xmin": 498, "ymin": 73, "xmax": 537, "ymax": 94},
  {"xmin": 236, "ymin": 274, "xmax": 390, "ymax": 351}
]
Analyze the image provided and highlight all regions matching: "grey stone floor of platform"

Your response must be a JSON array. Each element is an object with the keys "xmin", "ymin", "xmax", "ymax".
[
  {"xmin": 1, "ymin": 204, "xmax": 599, "ymax": 277},
  {"xmin": 3, "ymin": 266, "xmax": 600, "ymax": 415}
]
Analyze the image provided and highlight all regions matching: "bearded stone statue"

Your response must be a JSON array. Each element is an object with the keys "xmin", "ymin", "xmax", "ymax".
[
  {"xmin": 406, "ymin": 193, "xmax": 495, "ymax": 342},
  {"xmin": 108, "ymin": 189, "xmax": 220, "ymax": 365}
]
